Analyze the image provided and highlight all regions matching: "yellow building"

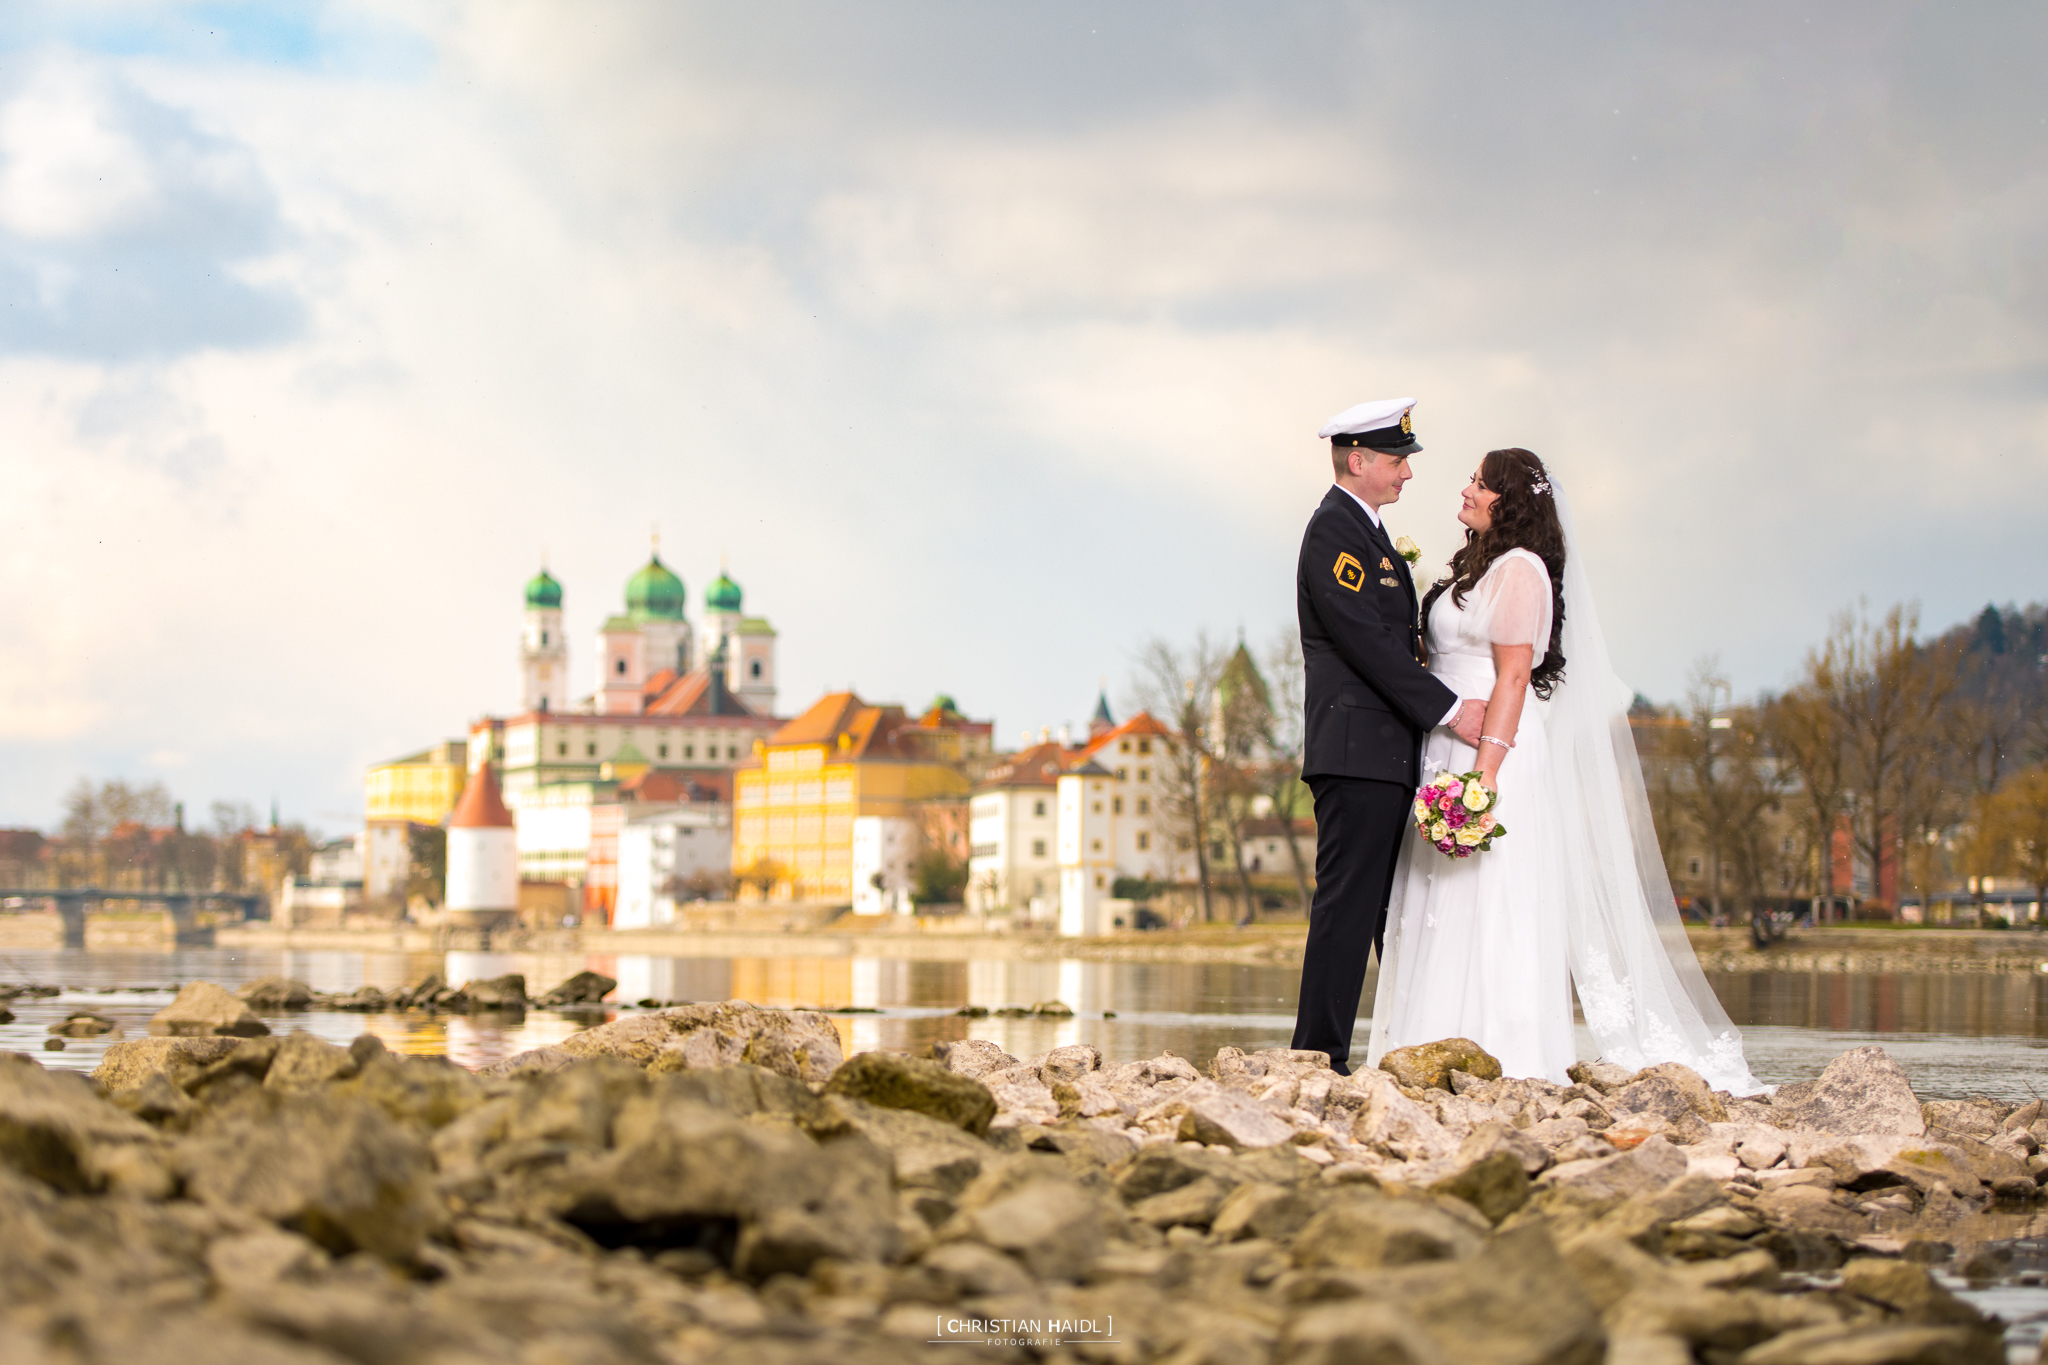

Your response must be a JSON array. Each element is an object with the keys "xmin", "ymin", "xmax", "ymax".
[
  {"xmin": 365, "ymin": 740, "xmax": 470, "ymax": 824},
  {"xmin": 732, "ymin": 692, "xmax": 972, "ymax": 902}
]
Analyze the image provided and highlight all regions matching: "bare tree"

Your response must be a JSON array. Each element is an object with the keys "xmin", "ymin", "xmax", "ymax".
[
  {"xmin": 1668, "ymin": 659, "xmax": 1787, "ymax": 939},
  {"xmin": 1764, "ymin": 681, "xmax": 1852, "ymax": 920},
  {"xmin": 1986, "ymin": 763, "xmax": 2048, "ymax": 915},
  {"xmin": 1262, "ymin": 630, "xmax": 1315, "ymax": 915},
  {"xmin": 1130, "ymin": 633, "xmax": 1227, "ymax": 924}
]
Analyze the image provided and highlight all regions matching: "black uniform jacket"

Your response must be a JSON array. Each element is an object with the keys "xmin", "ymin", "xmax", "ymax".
[{"xmin": 1297, "ymin": 486, "xmax": 1459, "ymax": 786}]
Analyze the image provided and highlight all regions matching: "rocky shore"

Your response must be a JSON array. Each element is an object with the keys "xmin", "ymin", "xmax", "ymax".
[{"xmin": 0, "ymin": 986, "xmax": 2037, "ymax": 1364}]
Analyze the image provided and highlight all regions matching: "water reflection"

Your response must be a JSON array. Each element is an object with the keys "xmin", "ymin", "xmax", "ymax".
[{"xmin": 10, "ymin": 948, "xmax": 2048, "ymax": 1099}]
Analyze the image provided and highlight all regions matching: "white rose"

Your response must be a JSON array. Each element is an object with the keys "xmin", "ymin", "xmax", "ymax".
[
  {"xmin": 1394, "ymin": 535, "xmax": 1421, "ymax": 563},
  {"xmin": 1454, "ymin": 824, "xmax": 1485, "ymax": 847}
]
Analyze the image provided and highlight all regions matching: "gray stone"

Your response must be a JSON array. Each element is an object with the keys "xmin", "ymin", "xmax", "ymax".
[
  {"xmin": 1568, "ymin": 1060, "xmax": 1638, "ymax": 1093},
  {"xmin": 1039, "ymin": 1043, "xmax": 1102, "ymax": 1084},
  {"xmin": 950, "ymin": 1163, "xmax": 1114, "ymax": 1281},
  {"xmin": 1736, "ymin": 1324, "xmax": 2002, "ymax": 1365},
  {"xmin": 824, "ymin": 1051, "xmax": 998, "ymax": 1135},
  {"xmin": 524, "ymin": 1000, "xmax": 844, "ymax": 1082},
  {"xmin": 460, "ymin": 973, "xmax": 529, "ymax": 1009},
  {"xmin": 237, "ymin": 978, "xmax": 316, "ymax": 1010},
  {"xmin": 535, "ymin": 970, "xmax": 616, "ymax": 1006},
  {"xmin": 1281, "ymin": 1301, "xmax": 1443, "ymax": 1365},
  {"xmin": 1769, "ymin": 1047, "xmax": 1923, "ymax": 1137},
  {"xmin": 171, "ymin": 1089, "xmax": 444, "ymax": 1260},
  {"xmin": 1423, "ymin": 1129, "xmax": 1534, "ymax": 1224},
  {"xmin": 1211, "ymin": 1181, "xmax": 1319, "ymax": 1242},
  {"xmin": 1352, "ymin": 1076, "xmax": 1460, "ymax": 1163},
  {"xmin": 262, "ymin": 1032, "xmax": 357, "ymax": 1094},
  {"xmin": 0, "ymin": 1053, "xmax": 167, "ymax": 1193},
  {"xmin": 1290, "ymin": 1191, "xmax": 1485, "ymax": 1269},
  {"xmin": 1537, "ymin": 1134, "xmax": 1689, "ymax": 1209},
  {"xmin": 150, "ymin": 981, "xmax": 270, "ymax": 1038},
  {"xmin": 1378, "ymin": 1038, "xmax": 1503, "ymax": 1092},
  {"xmin": 48, "ymin": 1012, "xmax": 120, "ymax": 1038},
  {"xmin": 1174, "ymin": 1087, "xmax": 1296, "ymax": 1150},
  {"xmin": 934, "ymin": 1038, "xmax": 1019, "ymax": 1079},
  {"xmin": 91, "ymin": 1036, "xmax": 252, "ymax": 1090}
]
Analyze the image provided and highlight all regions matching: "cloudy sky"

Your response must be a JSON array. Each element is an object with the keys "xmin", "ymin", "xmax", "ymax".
[{"xmin": 1, "ymin": 1, "xmax": 2043, "ymax": 831}]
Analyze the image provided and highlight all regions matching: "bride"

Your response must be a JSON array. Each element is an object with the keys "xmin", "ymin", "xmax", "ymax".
[{"xmin": 1366, "ymin": 447, "xmax": 1764, "ymax": 1094}]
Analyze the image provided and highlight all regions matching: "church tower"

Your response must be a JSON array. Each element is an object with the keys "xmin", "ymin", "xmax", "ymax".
[{"xmin": 520, "ymin": 568, "xmax": 567, "ymax": 713}]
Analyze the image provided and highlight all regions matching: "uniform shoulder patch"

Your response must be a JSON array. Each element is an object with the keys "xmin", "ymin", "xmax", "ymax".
[{"xmin": 1333, "ymin": 552, "xmax": 1365, "ymax": 592}]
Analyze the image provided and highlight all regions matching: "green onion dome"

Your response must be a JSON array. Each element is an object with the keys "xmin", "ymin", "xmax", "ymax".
[
  {"xmin": 524, "ymin": 569, "xmax": 563, "ymax": 609},
  {"xmin": 706, "ymin": 571, "xmax": 743, "ymax": 614},
  {"xmin": 625, "ymin": 555, "xmax": 688, "ymax": 620}
]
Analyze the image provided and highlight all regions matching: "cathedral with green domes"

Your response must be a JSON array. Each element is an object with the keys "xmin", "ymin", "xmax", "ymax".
[{"xmin": 519, "ymin": 545, "xmax": 778, "ymax": 718}]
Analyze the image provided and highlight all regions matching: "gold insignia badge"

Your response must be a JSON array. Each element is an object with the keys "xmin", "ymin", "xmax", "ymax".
[
  {"xmin": 1379, "ymin": 557, "xmax": 1393, "ymax": 570},
  {"xmin": 1380, "ymin": 576, "xmax": 1401, "ymax": 587},
  {"xmin": 1333, "ymin": 552, "xmax": 1365, "ymax": 592},
  {"xmin": 1400, "ymin": 409, "xmax": 1413, "ymax": 435}
]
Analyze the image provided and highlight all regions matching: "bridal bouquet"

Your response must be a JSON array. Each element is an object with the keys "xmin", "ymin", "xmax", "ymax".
[{"xmin": 1413, "ymin": 771, "xmax": 1505, "ymax": 858}]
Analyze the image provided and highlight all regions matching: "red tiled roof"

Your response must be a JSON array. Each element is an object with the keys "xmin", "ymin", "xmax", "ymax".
[
  {"xmin": 974, "ymin": 741, "xmax": 1082, "ymax": 790},
  {"xmin": 1079, "ymin": 711, "xmax": 1173, "ymax": 759},
  {"xmin": 448, "ymin": 763, "xmax": 514, "ymax": 829}
]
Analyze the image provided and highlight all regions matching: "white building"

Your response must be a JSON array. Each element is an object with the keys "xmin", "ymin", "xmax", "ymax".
[
  {"xmin": 1056, "ymin": 713, "xmax": 1175, "ymax": 937},
  {"xmin": 520, "ymin": 569, "xmax": 569, "ymax": 713},
  {"xmin": 967, "ymin": 742, "xmax": 1071, "ymax": 919},
  {"xmin": 1240, "ymin": 817, "xmax": 1318, "ymax": 878},
  {"xmin": 446, "ymin": 762, "xmax": 518, "ymax": 923},
  {"xmin": 614, "ymin": 806, "xmax": 734, "ymax": 928},
  {"xmin": 851, "ymin": 815, "xmax": 917, "ymax": 916}
]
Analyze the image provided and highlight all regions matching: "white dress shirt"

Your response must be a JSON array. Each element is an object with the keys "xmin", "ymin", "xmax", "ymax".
[{"xmin": 1335, "ymin": 483, "xmax": 1463, "ymax": 728}]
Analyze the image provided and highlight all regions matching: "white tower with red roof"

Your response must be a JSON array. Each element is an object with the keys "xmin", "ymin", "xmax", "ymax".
[{"xmin": 446, "ymin": 761, "xmax": 518, "ymax": 918}]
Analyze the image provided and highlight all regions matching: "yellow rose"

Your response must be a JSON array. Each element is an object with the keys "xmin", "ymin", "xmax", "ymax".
[
  {"xmin": 1454, "ymin": 824, "xmax": 1485, "ymax": 846},
  {"xmin": 1429, "ymin": 820, "xmax": 1449, "ymax": 842},
  {"xmin": 1394, "ymin": 535, "xmax": 1421, "ymax": 564},
  {"xmin": 1412, "ymin": 797, "xmax": 1431, "ymax": 825},
  {"xmin": 1462, "ymin": 781, "xmax": 1493, "ymax": 812}
]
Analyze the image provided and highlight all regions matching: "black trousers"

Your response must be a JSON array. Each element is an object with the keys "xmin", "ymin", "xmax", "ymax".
[{"xmin": 1290, "ymin": 774, "xmax": 1412, "ymax": 1071}]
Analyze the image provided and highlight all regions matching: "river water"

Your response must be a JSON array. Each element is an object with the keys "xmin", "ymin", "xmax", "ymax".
[{"xmin": 8, "ymin": 944, "xmax": 2048, "ymax": 1101}]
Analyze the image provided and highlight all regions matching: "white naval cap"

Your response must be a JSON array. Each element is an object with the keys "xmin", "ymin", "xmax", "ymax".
[{"xmin": 1318, "ymin": 397, "xmax": 1421, "ymax": 453}]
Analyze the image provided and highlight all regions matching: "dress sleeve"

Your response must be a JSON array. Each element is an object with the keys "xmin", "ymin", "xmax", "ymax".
[{"xmin": 1471, "ymin": 552, "xmax": 1552, "ymax": 651}]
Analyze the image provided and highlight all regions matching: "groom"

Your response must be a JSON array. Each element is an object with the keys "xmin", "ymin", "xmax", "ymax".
[{"xmin": 1291, "ymin": 397, "xmax": 1484, "ymax": 1073}]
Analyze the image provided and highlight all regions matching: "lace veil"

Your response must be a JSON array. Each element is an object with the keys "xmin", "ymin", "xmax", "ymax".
[{"xmin": 1547, "ymin": 478, "xmax": 1767, "ymax": 1095}]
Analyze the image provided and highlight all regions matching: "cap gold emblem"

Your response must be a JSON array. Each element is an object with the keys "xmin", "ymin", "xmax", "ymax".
[{"xmin": 1333, "ymin": 553, "xmax": 1365, "ymax": 592}]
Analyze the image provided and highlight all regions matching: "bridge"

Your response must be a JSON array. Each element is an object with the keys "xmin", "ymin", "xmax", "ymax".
[{"xmin": 0, "ymin": 889, "xmax": 267, "ymax": 947}]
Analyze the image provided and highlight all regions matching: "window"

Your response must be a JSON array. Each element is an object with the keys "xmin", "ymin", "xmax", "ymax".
[
  {"xmin": 615, "ymin": 658, "xmax": 627, "ymax": 675},
  {"xmin": 1116, "ymin": 767, "xmax": 1127, "ymax": 780},
  {"xmin": 1092, "ymin": 802, "xmax": 1103, "ymax": 814},
  {"xmin": 587, "ymin": 743, "xmax": 597, "ymax": 757},
  {"xmin": 1138, "ymin": 739, "xmax": 1151, "ymax": 754},
  {"xmin": 750, "ymin": 660, "xmax": 763, "ymax": 679},
  {"xmin": 1136, "ymin": 832, "xmax": 1150, "ymax": 851},
  {"xmin": 557, "ymin": 743, "xmax": 567, "ymax": 757},
  {"xmin": 728, "ymin": 746, "xmax": 739, "ymax": 759},
  {"xmin": 1095, "ymin": 873, "xmax": 1105, "ymax": 888},
  {"xmin": 540, "ymin": 631, "xmax": 548, "ymax": 646},
  {"xmin": 1091, "ymin": 839, "xmax": 1103, "ymax": 852},
  {"xmin": 1688, "ymin": 857, "xmax": 1702, "ymax": 876},
  {"xmin": 1137, "ymin": 798, "xmax": 1150, "ymax": 816},
  {"xmin": 1032, "ymin": 839, "xmax": 1047, "ymax": 857},
  {"xmin": 684, "ymin": 745, "xmax": 695, "ymax": 760},
  {"xmin": 659, "ymin": 745, "xmax": 668, "ymax": 758},
  {"xmin": 1120, "ymin": 740, "xmax": 1130, "ymax": 753},
  {"xmin": 1137, "ymin": 768, "xmax": 1150, "ymax": 782},
  {"xmin": 1033, "ymin": 799, "xmax": 1047, "ymax": 817},
  {"xmin": 1112, "ymin": 797, "xmax": 1123, "ymax": 815},
  {"xmin": 1781, "ymin": 837, "xmax": 1794, "ymax": 853},
  {"xmin": 971, "ymin": 842, "xmax": 999, "ymax": 858}
]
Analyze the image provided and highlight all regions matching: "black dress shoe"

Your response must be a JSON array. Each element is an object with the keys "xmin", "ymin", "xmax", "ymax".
[{"xmin": 1330, "ymin": 1059, "xmax": 1350, "ymax": 1076}]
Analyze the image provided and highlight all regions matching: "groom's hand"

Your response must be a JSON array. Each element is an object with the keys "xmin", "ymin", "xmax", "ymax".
[{"xmin": 1450, "ymin": 699, "xmax": 1485, "ymax": 748}]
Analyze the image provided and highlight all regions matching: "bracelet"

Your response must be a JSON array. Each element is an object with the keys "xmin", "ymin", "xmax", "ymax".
[{"xmin": 1479, "ymin": 734, "xmax": 1515, "ymax": 750}]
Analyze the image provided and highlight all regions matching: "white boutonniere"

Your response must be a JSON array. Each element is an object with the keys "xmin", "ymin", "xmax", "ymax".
[{"xmin": 1393, "ymin": 536, "xmax": 1421, "ymax": 565}]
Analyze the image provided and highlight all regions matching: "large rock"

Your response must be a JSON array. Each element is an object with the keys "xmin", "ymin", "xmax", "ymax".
[
  {"xmin": 945, "ymin": 1160, "xmax": 1116, "ymax": 1281},
  {"xmin": 488, "ymin": 1001, "xmax": 843, "ymax": 1083},
  {"xmin": 460, "ymin": 974, "xmax": 528, "ymax": 1009},
  {"xmin": 1155, "ymin": 1085, "xmax": 1295, "ymax": 1150},
  {"xmin": 237, "ymin": 978, "xmax": 315, "ymax": 1010},
  {"xmin": 1769, "ymin": 1047, "xmax": 1923, "ymax": 1137},
  {"xmin": 1422, "ymin": 1127, "xmax": 1535, "ymax": 1224},
  {"xmin": 0, "ymin": 1053, "xmax": 167, "ymax": 1193},
  {"xmin": 1537, "ymin": 1134, "xmax": 1689, "ymax": 1209},
  {"xmin": 1378, "ymin": 1038, "xmax": 1503, "ymax": 1092},
  {"xmin": 1353, "ymin": 1074, "xmax": 1460, "ymax": 1162},
  {"xmin": 170, "ymin": 1089, "xmax": 444, "ymax": 1259},
  {"xmin": 535, "ymin": 971, "xmax": 617, "ymax": 1007},
  {"xmin": 934, "ymin": 1038, "xmax": 1019, "ymax": 1079},
  {"xmin": 824, "ymin": 1052, "xmax": 997, "ymax": 1135},
  {"xmin": 1281, "ymin": 1301, "xmax": 1442, "ymax": 1365},
  {"xmin": 91, "ymin": 1036, "xmax": 251, "ymax": 1090},
  {"xmin": 1291, "ymin": 1191, "xmax": 1485, "ymax": 1270},
  {"xmin": 150, "ymin": 981, "xmax": 270, "ymax": 1038}
]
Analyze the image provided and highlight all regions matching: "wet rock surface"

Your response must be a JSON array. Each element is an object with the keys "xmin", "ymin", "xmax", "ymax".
[{"xmin": 0, "ymin": 983, "xmax": 2037, "ymax": 1363}]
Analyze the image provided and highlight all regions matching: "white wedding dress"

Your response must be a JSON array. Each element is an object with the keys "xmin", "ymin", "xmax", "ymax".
[{"xmin": 1367, "ymin": 493, "xmax": 1766, "ymax": 1095}]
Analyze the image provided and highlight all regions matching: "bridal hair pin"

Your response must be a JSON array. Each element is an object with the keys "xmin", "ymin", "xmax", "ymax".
[{"xmin": 1529, "ymin": 474, "xmax": 1552, "ymax": 496}]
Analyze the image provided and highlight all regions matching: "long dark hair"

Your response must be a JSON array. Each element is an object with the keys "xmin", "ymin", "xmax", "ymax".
[{"xmin": 1421, "ymin": 447, "xmax": 1568, "ymax": 698}]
